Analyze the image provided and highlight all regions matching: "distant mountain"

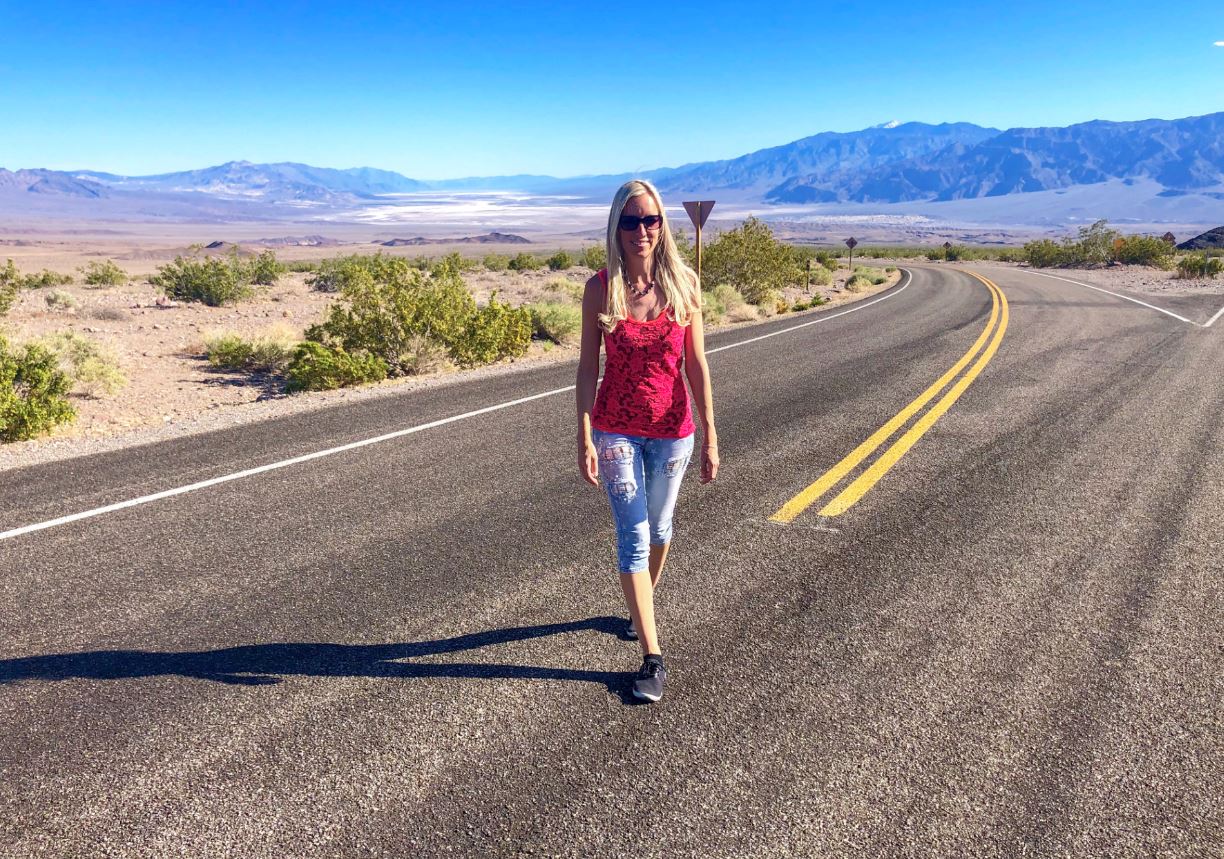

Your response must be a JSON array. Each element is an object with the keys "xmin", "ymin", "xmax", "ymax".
[
  {"xmin": 3, "ymin": 112, "xmax": 1223, "ymax": 225},
  {"xmin": 651, "ymin": 121, "xmax": 999, "ymax": 200},
  {"xmin": 768, "ymin": 112, "xmax": 1224, "ymax": 204},
  {"xmin": 0, "ymin": 168, "xmax": 109, "ymax": 198},
  {"xmin": 78, "ymin": 161, "xmax": 427, "ymax": 201},
  {"xmin": 1176, "ymin": 226, "xmax": 1224, "ymax": 250},
  {"xmin": 380, "ymin": 232, "xmax": 530, "ymax": 245}
]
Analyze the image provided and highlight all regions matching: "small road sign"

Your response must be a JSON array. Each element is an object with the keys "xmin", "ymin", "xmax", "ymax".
[
  {"xmin": 845, "ymin": 237, "xmax": 857, "ymax": 271},
  {"xmin": 943, "ymin": 241, "xmax": 953, "ymax": 261},
  {"xmin": 683, "ymin": 201, "xmax": 716, "ymax": 282}
]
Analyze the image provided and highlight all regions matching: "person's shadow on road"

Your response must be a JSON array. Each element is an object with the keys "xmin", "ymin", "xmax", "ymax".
[{"xmin": 0, "ymin": 616, "xmax": 643, "ymax": 702}]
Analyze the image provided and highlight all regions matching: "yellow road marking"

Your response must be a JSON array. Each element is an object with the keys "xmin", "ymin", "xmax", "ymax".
[{"xmin": 770, "ymin": 272, "xmax": 1008, "ymax": 523}]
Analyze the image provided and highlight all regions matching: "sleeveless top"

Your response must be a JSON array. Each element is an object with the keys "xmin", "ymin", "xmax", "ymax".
[{"xmin": 590, "ymin": 268, "xmax": 695, "ymax": 439}]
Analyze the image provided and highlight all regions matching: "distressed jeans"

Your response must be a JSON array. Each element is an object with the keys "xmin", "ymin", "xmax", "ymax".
[{"xmin": 592, "ymin": 429, "xmax": 695, "ymax": 574}]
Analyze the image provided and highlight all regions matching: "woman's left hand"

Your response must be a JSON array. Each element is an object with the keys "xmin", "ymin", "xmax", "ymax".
[{"xmin": 700, "ymin": 439, "xmax": 719, "ymax": 483}]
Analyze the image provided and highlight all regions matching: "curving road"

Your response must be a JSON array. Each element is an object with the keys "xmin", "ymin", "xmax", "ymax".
[{"xmin": 1, "ymin": 266, "xmax": 1221, "ymax": 857}]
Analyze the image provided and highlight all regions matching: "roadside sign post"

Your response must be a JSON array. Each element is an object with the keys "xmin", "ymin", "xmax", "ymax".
[
  {"xmin": 943, "ymin": 241, "xmax": 953, "ymax": 262},
  {"xmin": 806, "ymin": 258, "xmax": 813, "ymax": 292},
  {"xmin": 845, "ymin": 237, "xmax": 857, "ymax": 277},
  {"xmin": 683, "ymin": 200, "xmax": 716, "ymax": 284}
]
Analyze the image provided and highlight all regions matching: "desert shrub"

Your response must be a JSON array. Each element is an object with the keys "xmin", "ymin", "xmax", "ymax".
[
  {"xmin": 36, "ymin": 331, "xmax": 126, "ymax": 397},
  {"xmin": 248, "ymin": 249, "xmax": 286, "ymax": 285},
  {"xmin": 286, "ymin": 260, "xmax": 319, "ymax": 273},
  {"xmin": 0, "ymin": 260, "xmax": 19, "ymax": 316},
  {"xmin": 284, "ymin": 342, "xmax": 389, "ymax": 392},
  {"xmin": 702, "ymin": 217, "xmax": 795, "ymax": 305},
  {"xmin": 308, "ymin": 253, "xmax": 415, "ymax": 293},
  {"xmin": 792, "ymin": 296, "xmax": 827, "ymax": 312},
  {"xmin": 806, "ymin": 265, "xmax": 833, "ymax": 287},
  {"xmin": 150, "ymin": 251, "xmax": 255, "ymax": 306},
  {"xmin": 1114, "ymin": 235, "xmax": 1173, "ymax": 268},
  {"xmin": 1175, "ymin": 254, "xmax": 1224, "ymax": 279},
  {"xmin": 482, "ymin": 253, "xmax": 510, "ymax": 272},
  {"xmin": 995, "ymin": 247, "xmax": 1026, "ymax": 263},
  {"xmin": 44, "ymin": 290, "xmax": 78, "ymax": 311},
  {"xmin": 885, "ymin": 266, "xmax": 897, "ymax": 273},
  {"xmin": 700, "ymin": 291, "xmax": 726, "ymax": 326},
  {"xmin": 821, "ymin": 257, "xmax": 840, "ymax": 272},
  {"xmin": 79, "ymin": 259, "xmax": 128, "ymax": 287},
  {"xmin": 1072, "ymin": 220, "xmax": 1119, "ymax": 265},
  {"xmin": 432, "ymin": 252, "xmax": 478, "ymax": 275},
  {"xmin": 305, "ymin": 265, "xmax": 529, "ymax": 374},
  {"xmin": 1023, "ymin": 239, "xmax": 1067, "ymax": 268},
  {"xmin": 0, "ymin": 334, "xmax": 75, "ymax": 442},
  {"xmin": 527, "ymin": 301, "xmax": 582, "ymax": 345},
  {"xmin": 450, "ymin": 294, "xmax": 533, "ymax": 365},
  {"xmin": 508, "ymin": 252, "xmax": 540, "ymax": 272},
  {"xmin": 845, "ymin": 274, "xmax": 874, "ymax": 292},
  {"xmin": 205, "ymin": 325, "xmax": 297, "ymax": 372},
  {"xmin": 546, "ymin": 250, "xmax": 574, "ymax": 271},
  {"xmin": 579, "ymin": 244, "xmax": 607, "ymax": 270},
  {"xmin": 543, "ymin": 277, "xmax": 584, "ymax": 303},
  {"xmin": 21, "ymin": 269, "xmax": 74, "ymax": 289},
  {"xmin": 725, "ymin": 302, "xmax": 760, "ymax": 323}
]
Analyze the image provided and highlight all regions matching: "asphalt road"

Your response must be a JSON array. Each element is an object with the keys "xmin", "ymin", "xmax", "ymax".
[{"xmin": 2, "ymin": 266, "xmax": 1221, "ymax": 858}]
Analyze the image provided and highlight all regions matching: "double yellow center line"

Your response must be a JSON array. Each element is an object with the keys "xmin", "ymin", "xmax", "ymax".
[{"xmin": 770, "ymin": 271, "xmax": 1009, "ymax": 522}]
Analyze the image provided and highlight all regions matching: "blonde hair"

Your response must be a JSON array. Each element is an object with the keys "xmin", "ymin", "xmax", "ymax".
[{"xmin": 598, "ymin": 179, "xmax": 700, "ymax": 333}]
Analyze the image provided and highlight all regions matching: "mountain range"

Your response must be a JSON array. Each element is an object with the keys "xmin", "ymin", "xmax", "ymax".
[{"xmin": 3, "ymin": 112, "xmax": 1222, "ymax": 224}]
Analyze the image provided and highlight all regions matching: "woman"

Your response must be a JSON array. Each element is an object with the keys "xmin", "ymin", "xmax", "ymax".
[{"xmin": 576, "ymin": 178, "xmax": 719, "ymax": 703}]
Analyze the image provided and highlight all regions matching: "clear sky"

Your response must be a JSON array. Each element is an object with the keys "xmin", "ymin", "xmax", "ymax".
[{"xmin": 2, "ymin": 0, "xmax": 1221, "ymax": 179}]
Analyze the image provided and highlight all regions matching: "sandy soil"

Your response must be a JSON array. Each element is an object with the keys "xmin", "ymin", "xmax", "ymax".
[{"xmin": 1, "ymin": 241, "xmax": 895, "ymax": 471}]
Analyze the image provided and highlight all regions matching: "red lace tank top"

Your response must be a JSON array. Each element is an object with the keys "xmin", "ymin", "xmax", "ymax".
[{"xmin": 590, "ymin": 269, "xmax": 695, "ymax": 439}]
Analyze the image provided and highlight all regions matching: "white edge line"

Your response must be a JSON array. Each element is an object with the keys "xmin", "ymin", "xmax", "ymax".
[
  {"xmin": 1018, "ymin": 269, "xmax": 1201, "ymax": 326},
  {"xmin": 1205, "ymin": 302, "xmax": 1224, "ymax": 328},
  {"xmin": 2, "ymin": 271, "xmax": 913, "ymax": 543}
]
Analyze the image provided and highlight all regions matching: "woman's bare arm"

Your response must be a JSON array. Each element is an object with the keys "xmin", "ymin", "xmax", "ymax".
[
  {"xmin": 575, "ymin": 274, "xmax": 604, "ymax": 485},
  {"xmin": 683, "ymin": 309, "xmax": 719, "ymax": 483}
]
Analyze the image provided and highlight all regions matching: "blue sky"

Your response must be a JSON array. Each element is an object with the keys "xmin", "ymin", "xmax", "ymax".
[{"xmin": 2, "ymin": 0, "xmax": 1221, "ymax": 178}]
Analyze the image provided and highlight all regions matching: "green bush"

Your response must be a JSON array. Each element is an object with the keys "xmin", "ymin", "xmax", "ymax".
[
  {"xmin": 702, "ymin": 217, "xmax": 795, "ymax": 305},
  {"xmin": 1175, "ymin": 254, "xmax": 1224, "ymax": 279},
  {"xmin": 845, "ymin": 274, "xmax": 874, "ymax": 292},
  {"xmin": 305, "ymin": 265, "xmax": 530, "ymax": 375},
  {"xmin": 451, "ymin": 293, "xmax": 533, "ymax": 365},
  {"xmin": 0, "ymin": 334, "xmax": 75, "ymax": 442},
  {"xmin": 21, "ymin": 269, "xmax": 74, "ymax": 289},
  {"xmin": 205, "ymin": 325, "xmax": 297, "ymax": 372},
  {"xmin": 150, "ymin": 251, "xmax": 255, "ymax": 306},
  {"xmin": 307, "ymin": 253, "xmax": 415, "ymax": 293},
  {"xmin": 285, "ymin": 342, "xmax": 389, "ymax": 392},
  {"xmin": 248, "ymin": 249, "xmax": 286, "ymax": 285},
  {"xmin": 546, "ymin": 250, "xmax": 574, "ymax": 271},
  {"xmin": 806, "ymin": 265, "xmax": 833, "ymax": 287},
  {"xmin": 508, "ymin": 252, "xmax": 541, "ymax": 272},
  {"xmin": 579, "ymin": 244, "xmax": 607, "ymax": 270},
  {"xmin": 821, "ymin": 257, "xmax": 840, "ymax": 272},
  {"xmin": 0, "ymin": 260, "xmax": 19, "ymax": 316},
  {"xmin": 1114, "ymin": 235, "xmax": 1173, "ymax": 268},
  {"xmin": 44, "ymin": 290, "xmax": 79, "ymax": 311},
  {"xmin": 36, "ymin": 330, "xmax": 126, "ymax": 397},
  {"xmin": 286, "ymin": 260, "xmax": 319, "ymax": 273},
  {"xmin": 482, "ymin": 253, "xmax": 510, "ymax": 272},
  {"xmin": 1023, "ymin": 239, "xmax": 1067, "ymax": 268},
  {"xmin": 528, "ymin": 301, "xmax": 582, "ymax": 345},
  {"xmin": 79, "ymin": 259, "xmax": 128, "ymax": 287},
  {"xmin": 432, "ymin": 252, "xmax": 478, "ymax": 275}
]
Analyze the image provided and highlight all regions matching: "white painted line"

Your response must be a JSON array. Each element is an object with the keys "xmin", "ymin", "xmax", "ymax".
[
  {"xmin": 2, "ymin": 271, "xmax": 914, "ymax": 543},
  {"xmin": 1018, "ymin": 270, "xmax": 1201, "ymax": 326},
  {"xmin": 1205, "ymin": 302, "xmax": 1224, "ymax": 328}
]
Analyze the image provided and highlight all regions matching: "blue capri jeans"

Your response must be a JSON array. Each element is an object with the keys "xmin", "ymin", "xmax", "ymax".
[{"xmin": 592, "ymin": 429, "xmax": 695, "ymax": 575}]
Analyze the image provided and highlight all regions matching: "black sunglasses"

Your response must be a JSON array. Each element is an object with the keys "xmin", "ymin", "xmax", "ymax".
[{"xmin": 618, "ymin": 214, "xmax": 663, "ymax": 232}]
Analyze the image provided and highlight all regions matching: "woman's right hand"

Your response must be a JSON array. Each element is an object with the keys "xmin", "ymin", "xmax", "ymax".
[{"xmin": 579, "ymin": 439, "xmax": 599, "ymax": 486}]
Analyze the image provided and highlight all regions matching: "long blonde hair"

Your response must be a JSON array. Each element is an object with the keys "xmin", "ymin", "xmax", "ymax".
[{"xmin": 599, "ymin": 179, "xmax": 700, "ymax": 333}]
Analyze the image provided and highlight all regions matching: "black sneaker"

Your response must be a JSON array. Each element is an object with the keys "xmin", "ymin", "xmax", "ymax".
[{"xmin": 632, "ymin": 654, "xmax": 666, "ymax": 703}]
